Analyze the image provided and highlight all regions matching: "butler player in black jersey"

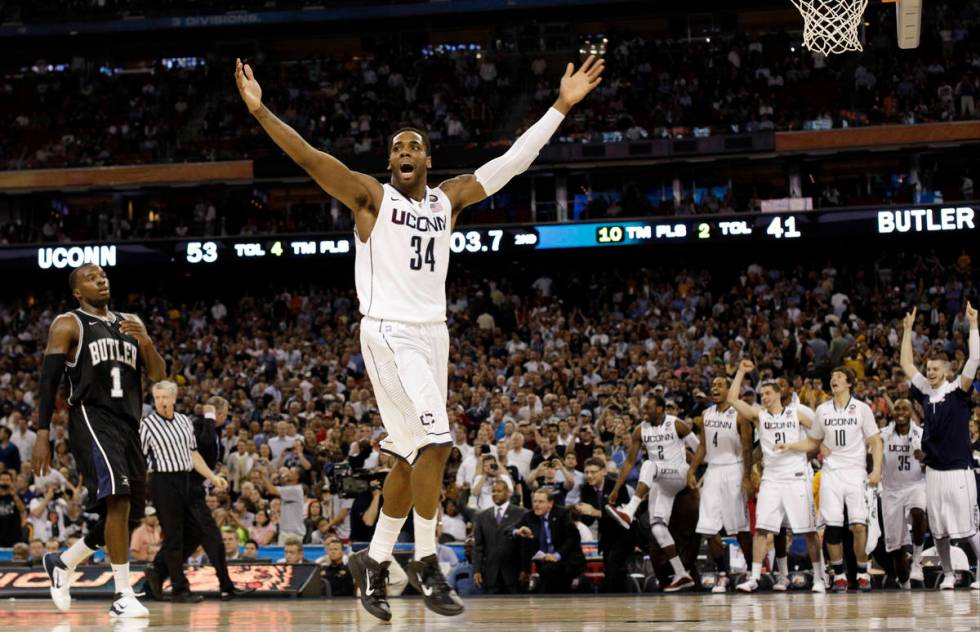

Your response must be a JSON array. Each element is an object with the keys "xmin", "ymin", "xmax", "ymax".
[{"xmin": 32, "ymin": 264, "xmax": 165, "ymax": 619}]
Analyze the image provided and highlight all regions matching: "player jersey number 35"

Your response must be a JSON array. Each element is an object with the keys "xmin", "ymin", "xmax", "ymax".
[{"xmin": 355, "ymin": 184, "xmax": 452, "ymax": 324}]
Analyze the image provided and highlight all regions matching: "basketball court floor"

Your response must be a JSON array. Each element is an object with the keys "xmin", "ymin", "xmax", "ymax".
[{"xmin": 4, "ymin": 592, "xmax": 978, "ymax": 631}]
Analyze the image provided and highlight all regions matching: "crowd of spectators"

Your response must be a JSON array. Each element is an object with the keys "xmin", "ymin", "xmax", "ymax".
[
  {"xmin": 1, "ymin": 247, "xmax": 979, "ymax": 592},
  {"xmin": 2, "ymin": 2, "xmax": 979, "ymax": 173}
]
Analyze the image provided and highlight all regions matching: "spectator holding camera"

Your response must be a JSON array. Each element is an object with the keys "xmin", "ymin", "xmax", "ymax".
[
  {"xmin": 27, "ymin": 481, "xmax": 67, "ymax": 543},
  {"xmin": 471, "ymin": 454, "xmax": 514, "ymax": 511},
  {"xmin": 0, "ymin": 470, "xmax": 26, "ymax": 547},
  {"xmin": 527, "ymin": 457, "xmax": 574, "ymax": 506}
]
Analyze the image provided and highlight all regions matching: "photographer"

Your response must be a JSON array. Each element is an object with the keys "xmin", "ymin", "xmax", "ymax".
[
  {"xmin": 471, "ymin": 455, "xmax": 514, "ymax": 511},
  {"xmin": 27, "ymin": 481, "xmax": 67, "ymax": 543},
  {"xmin": 0, "ymin": 470, "xmax": 26, "ymax": 547},
  {"xmin": 527, "ymin": 457, "xmax": 573, "ymax": 507}
]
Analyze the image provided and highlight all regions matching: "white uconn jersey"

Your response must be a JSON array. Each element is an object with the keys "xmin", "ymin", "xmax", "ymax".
[
  {"xmin": 702, "ymin": 405, "xmax": 741, "ymax": 465},
  {"xmin": 812, "ymin": 397, "xmax": 878, "ymax": 472},
  {"xmin": 355, "ymin": 183, "xmax": 452, "ymax": 323},
  {"xmin": 880, "ymin": 422, "xmax": 925, "ymax": 491},
  {"xmin": 759, "ymin": 406, "xmax": 808, "ymax": 481},
  {"xmin": 641, "ymin": 415, "xmax": 686, "ymax": 465}
]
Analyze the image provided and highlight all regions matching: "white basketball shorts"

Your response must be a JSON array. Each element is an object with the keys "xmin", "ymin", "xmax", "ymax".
[
  {"xmin": 924, "ymin": 467, "xmax": 980, "ymax": 540},
  {"xmin": 695, "ymin": 462, "xmax": 750, "ymax": 536},
  {"xmin": 881, "ymin": 482, "xmax": 926, "ymax": 552},
  {"xmin": 639, "ymin": 460, "xmax": 688, "ymax": 525},
  {"xmin": 819, "ymin": 467, "xmax": 869, "ymax": 527},
  {"xmin": 360, "ymin": 316, "xmax": 451, "ymax": 464},
  {"xmin": 755, "ymin": 478, "xmax": 817, "ymax": 534}
]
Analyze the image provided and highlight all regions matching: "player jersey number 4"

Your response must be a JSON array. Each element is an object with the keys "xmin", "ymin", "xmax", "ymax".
[{"xmin": 355, "ymin": 184, "xmax": 452, "ymax": 323}]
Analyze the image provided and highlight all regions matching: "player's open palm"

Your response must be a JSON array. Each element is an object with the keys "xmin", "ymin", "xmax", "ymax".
[
  {"xmin": 235, "ymin": 58, "xmax": 263, "ymax": 113},
  {"xmin": 558, "ymin": 55, "xmax": 604, "ymax": 107}
]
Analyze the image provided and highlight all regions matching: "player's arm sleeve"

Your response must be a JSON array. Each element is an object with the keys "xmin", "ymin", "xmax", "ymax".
[
  {"xmin": 473, "ymin": 107, "xmax": 565, "ymax": 197},
  {"xmin": 38, "ymin": 353, "xmax": 67, "ymax": 431},
  {"xmin": 960, "ymin": 325, "xmax": 979, "ymax": 390}
]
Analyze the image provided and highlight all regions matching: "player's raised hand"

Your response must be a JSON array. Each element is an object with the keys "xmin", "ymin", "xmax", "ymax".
[
  {"xmin": 966, "ymin": 301, "xmax": 978, "ymax": 326},
  {"xmin": 235, "ymin": 58, "xmax": 263, "ymax": 113},
  {"xmin": 902, "ymin": 306, "xmax": 917, "ymax": 332},
  {"xmin": 738, "ymin": 359, "xmax": 755, "ymax": 373},
  {"xmin": 557, "ymin": 55, "xmax": 605, "ymax": 110}
]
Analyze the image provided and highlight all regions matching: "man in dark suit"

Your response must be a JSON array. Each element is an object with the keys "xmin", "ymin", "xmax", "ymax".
[
  {"xmin": 515, "ymin": 488, "xmax": 585, "ymax": 593},
  {"xmin": 472, "ymin": 480, "xmax": 527, "ymax": 594},
  {"xmin": 576, "ymin": 457, "xmax": 633, "ymax": 592}
]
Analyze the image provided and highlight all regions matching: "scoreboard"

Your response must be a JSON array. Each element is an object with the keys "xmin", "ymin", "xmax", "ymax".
[{"xmin": 14, "ymin": 204, "xmax": 977, "ymax": 271}]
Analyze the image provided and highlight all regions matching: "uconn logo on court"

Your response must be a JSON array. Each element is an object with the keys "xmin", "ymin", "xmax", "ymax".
[
  {"xmin": 88, "ymin": 338, "xmax": 139, "ymax": 369},
  {"xmin": 391, "ymin": 209, "xmax": 446, "ymax": 233}
]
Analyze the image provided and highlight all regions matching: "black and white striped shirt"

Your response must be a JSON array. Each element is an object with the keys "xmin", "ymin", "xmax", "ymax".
[{"xmin": 140, "ymin": 411, "xmax": 197, "ymax": 473}]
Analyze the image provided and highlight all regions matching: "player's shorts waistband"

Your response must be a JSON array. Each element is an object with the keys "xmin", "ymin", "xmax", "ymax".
[{"xmin": 361, "ymin": 315, "xmax": 447, "ymax": 327}]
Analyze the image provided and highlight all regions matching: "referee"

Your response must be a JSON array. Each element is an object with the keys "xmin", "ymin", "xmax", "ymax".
[
  {"xmin": 146, "ymin": 396, "xmax": 252, "ymax": 600},
  {"xmin": 139, "ymin": 381, "xmax": 227, "ymax": 603}
]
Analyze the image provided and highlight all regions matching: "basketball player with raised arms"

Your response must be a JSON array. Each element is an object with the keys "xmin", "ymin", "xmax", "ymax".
[
  {"xmin": 33, "ymin": 264, "xmax": 166, "ymax": 618},
  {"xmin": 686, "ymin": 377, "xmax": 754, "ymax": 593},
  {"xmin": 878, "ymin": 398, "xmax": 928, "ymax": 588},
  {"xmin": 235, "ymin": 55, "xmax": 604, "ymax": 619},
  {"xmin": 900, "ymin": 302, "xmax": 980, "ymax": 590},
  {"xmin": 776, "ymin": 366, "xmax": 882, "ymax": 592},
  {"xmin": 606, "ymin": 396, "xmax": 697, "ymax": 592},
  {"xmin": 726, "ymin": 360, "xmax": 827, "ymax": 593}
]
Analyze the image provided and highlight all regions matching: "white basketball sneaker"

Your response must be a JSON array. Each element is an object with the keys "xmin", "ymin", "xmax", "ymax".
[
  {"xmin": 772, "ymin": 575, "xmax": 791, "ymax": 591},
  {"xmin": 939, "ymin": 573, "xmax": 957, "ymax": 590},
  {"xmin": 109, "ymin": 593, "xmax": 149, "ymax": 619},
  {"xmin": 811, "ymin": 578, "xmax": 827, "ymax": 593},
  {"xmin": 908, "ymin": 563, "xmax": 924, "ymax": 583},
  {"xmin": 43, "ymin": 552, "xmax": 73, "ymax": 612},
  {"xmin": 711, "ymin": 574, "xmax": 729, "ymax": 593},
  {"xmin": 735, "ymin": 577, "xmax": 758, "ymax": 593}
]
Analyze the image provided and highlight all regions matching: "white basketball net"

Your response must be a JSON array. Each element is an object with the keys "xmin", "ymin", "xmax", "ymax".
[{"xmin": 790, "ymin": 0, "xmax": 869, "ymax": 55}]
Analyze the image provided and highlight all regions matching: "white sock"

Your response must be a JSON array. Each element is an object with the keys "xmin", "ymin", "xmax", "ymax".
[
  {"xmin": 912, "ymin": 544, "xmax": 923, "ymax": 566},
  {"xmin": 751, "ymin": 562, "xmax": 762, "ymax": 581},
  {"xmin": 776, "ymin": 556, "xmax": 789, "ymax": 577},
  {"xmin": 935, "ymin": 538, "xmax": 953, "ymax": 574},
  {"xmin": 368, "ymin": 511, "xmax": 407, "ymax": 564},
  {"xmin": 413, "ymin": 510, "xmax": 438, "ymax": 561},
  {"xmin": 669, "ymin": 556, "xmax": 686, "ymax": 577},
  {"xmin": 61, "ymin": 539, "xmax": 97, "ymax": 570},
  {"xmin": 813, "ymin": 560, "xmax": 824, "ymax": 583},
  {"xmin": 623, "ymin": 495, "xmax": 642, "ymax": 517},
  {"xmin": 111, "ymin": 563, "xmax": 134, "ymax": 597}
]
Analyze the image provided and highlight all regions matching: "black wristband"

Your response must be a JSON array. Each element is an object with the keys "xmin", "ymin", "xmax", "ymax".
[{"xmin": 38, "ymin": 353, "xmax": 66, "ymax": 431}]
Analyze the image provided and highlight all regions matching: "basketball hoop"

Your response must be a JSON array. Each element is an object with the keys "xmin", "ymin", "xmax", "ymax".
[{"xmin": 790, "ymin": 0, "xmax": 869, "ymax": 55}]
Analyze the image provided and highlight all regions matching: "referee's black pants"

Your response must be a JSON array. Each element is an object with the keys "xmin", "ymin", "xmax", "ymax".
[
  {"xmin": 153, "ymin": 484, "xmax": 233, "ymax": 592},
  {"xmin": 150, "ymin": 471, "xmax": 205, "ymax": 594}
]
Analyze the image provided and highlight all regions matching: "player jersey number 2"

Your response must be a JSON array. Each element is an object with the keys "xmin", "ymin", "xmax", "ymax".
[
  {"xmin": 410, "ymin": 236, "xmax": 435, "ymax": 271},
  {"xmin": 110, "ymin": 366, "xmax": 124, "ymax": 398}
]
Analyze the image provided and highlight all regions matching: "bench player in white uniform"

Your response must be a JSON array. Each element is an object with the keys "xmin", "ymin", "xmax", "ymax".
[
  {"xmin": 607, "ymin": 396, "xmax": 697, "ymax": 591},
  {"xmin": 778, "ymin": 367, "xmax": 882, "ymax": 592},
  {"xmin": 900, "ymin": 303, "xmax": 980, "ymax": 590},
  {"xmin": 879, "ymin": 399, "xmax": 928, "ymax": 588},
  {"xmin": 727, "ymin": 360, "xmax": 826, "ymax": 593},
  {"xmin": 235, "ymin": 55, "xmax": 605, "ymax": 619},
  {"xmin": 687, "ymin": 377, "xmax": 754, "ymax": 593}
]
